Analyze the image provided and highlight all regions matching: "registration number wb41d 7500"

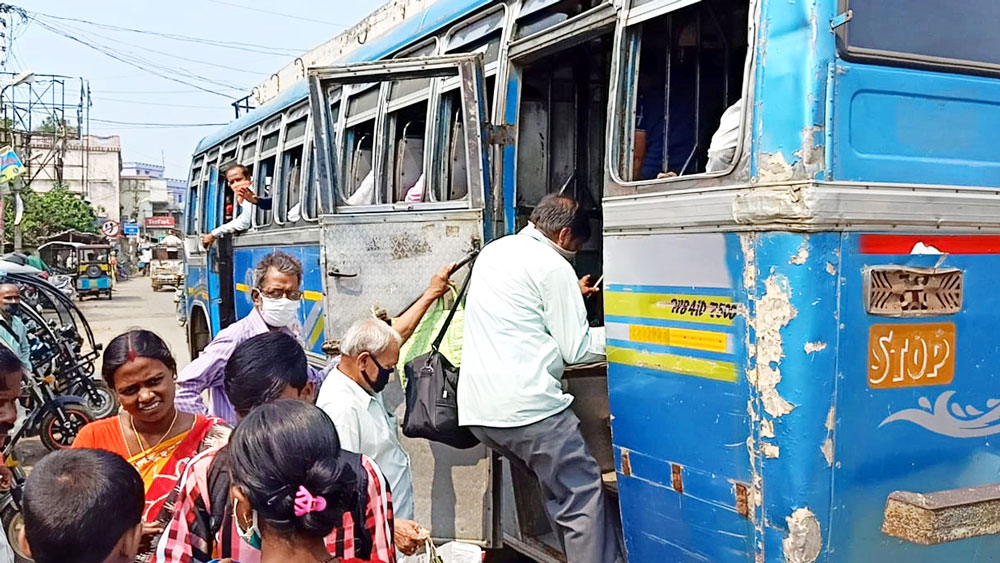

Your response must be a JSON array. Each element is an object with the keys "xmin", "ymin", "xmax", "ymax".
[{"xmin": 868, "ymin": 323, "xmax": 955, "ymax": 389}]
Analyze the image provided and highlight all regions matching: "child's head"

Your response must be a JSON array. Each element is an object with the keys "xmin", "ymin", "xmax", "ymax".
[
  {"xmin": 228, "ymin": 400, "xmax": 356, "ymax": 544},
  {"xmin": 21, "ymin": 449, "xmax": 144, "ymax": 563}
]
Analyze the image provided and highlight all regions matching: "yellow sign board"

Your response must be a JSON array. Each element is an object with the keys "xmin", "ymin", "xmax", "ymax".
[{"xmin": 868, "ymin": 323, "xmax": 955, "ymax": 389}]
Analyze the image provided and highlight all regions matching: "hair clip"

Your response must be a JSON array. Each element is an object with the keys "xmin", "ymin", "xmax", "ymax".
[{"xmin": 293, "ymin": 485, "xmax": 327, "ymax": 517}]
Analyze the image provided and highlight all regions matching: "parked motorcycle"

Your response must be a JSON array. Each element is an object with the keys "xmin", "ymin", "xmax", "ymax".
[
  {"xmin": 13, "ymin": 366, "xmax": 93, "ymax": 451},
  {"xmin": 9, "ymin": 273, "xmax": 118, "ymax": 419}
]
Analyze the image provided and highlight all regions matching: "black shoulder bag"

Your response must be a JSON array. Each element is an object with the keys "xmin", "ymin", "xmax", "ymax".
[{"xmin": 402, "ymin": 265, "xmax": 479, "ymax": 450}]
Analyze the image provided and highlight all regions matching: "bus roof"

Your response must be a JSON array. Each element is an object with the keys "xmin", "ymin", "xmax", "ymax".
[{"xmin": 194, "ymin": 0, "xmax": 493, "ymax": 156}]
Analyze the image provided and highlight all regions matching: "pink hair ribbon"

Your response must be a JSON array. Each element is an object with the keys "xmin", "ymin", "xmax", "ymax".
[{"xmin": 293, "ymin": 485, "xmax": 327, "ymax": 517}]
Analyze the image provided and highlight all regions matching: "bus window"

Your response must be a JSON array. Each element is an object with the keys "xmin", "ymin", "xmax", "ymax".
[
  {"xmin": 186, "ymin": 183, "xmax": 200, "ymax": 235},
  {"xmin": 200, "ymin": 162, "xmax": 215, "ymax": 233},
  {"xmin": 187, "ymin": 158, "xmax": 203, "ymax": 235},
  {"xmin": 386, "ymin": 77, "xmax": 430, "ymax": 203},
  {"xmin": 304, "ymin": 147, "xmax": 318, "ymax": 219},
  {"xmin": 434, "ymin": 76, "xmax": 495, "ymax": 202},
  {"xmin": 255, "ymin": 124, "xmax": 280, "ymax": 227},
  {"xmin": 840, "ymin": 0, "xmax": 1000, "ymax": 75},
  {"xmin": 240, "ymin": 127, "xmax": 258, "ymax": 165},
  {"xmin": 277, "ymin": 116, "xmax": 307, "ymax": 223},
  {"xmin": 515, "ymin": 0, "xmax": 602, "ymax": 39},
  {"xmin": 390, "ymin": 39, "xmax": 438, "ymax": 99},
  {"xmin": 317, "ymin": 96, "xmax": 340, "ymax": 215},
  {"xmin": 221, "ymin": 138, "xmax": 238, "ymax": 164},
  {"xmin": 617, "ymin": 0, "xmax": 748, "ymax": 181},
  {"xmin": 445, "ymin": 7, "xmax": 505, "ymax": 67},
  {"xmin": 342, "ymin": 83, "xmax": 379, "ymax": 205},
  {"xmin": 255, "ymin": 156, "xmax": 276, "ymax": 226},
  {"xmin": 219, "ymin": 160, "xmax": 235, "ymax": 225}
]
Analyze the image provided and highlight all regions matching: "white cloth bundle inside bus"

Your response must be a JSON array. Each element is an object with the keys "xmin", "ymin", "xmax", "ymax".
[{"xmin": 706, "ymin": 98, "xmax": 742, "ymax": 173}]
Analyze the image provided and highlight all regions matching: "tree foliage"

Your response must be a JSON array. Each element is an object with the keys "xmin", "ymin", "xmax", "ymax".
[
  {"xmin": 3, "ymin": 183, "xmax": 98, "ymax": 246},
  {"xmin": 35, "ymin": 116, "xmax": 79, "ymax": 138}
]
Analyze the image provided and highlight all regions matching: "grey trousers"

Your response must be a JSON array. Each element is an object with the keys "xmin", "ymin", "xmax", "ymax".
[{"xmin": 469, "ymin": 408, "xmax": 623, "ymax": 563}]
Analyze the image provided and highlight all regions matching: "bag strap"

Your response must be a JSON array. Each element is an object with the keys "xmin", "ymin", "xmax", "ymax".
[{"xmin": 431, "ymin": 259, "xmax": 474, "ymax": 353}]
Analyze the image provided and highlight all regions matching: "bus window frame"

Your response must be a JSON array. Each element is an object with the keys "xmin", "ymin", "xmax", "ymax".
[
  {"xmin": 339, "ymin": 82, "xmax": 382, "ymax": 206},
  {"xmin": 308, "ymin": 54, "xmax": 490, "ymax": 215},
  {"xmin": 239, "ymin": 126, "xmax": 259, "ymax": 166},
  {"xmin": 276, "ymin": 104, "xmax": 310, "ymax": 224},
  {"xmin": 427, "ymin": 5, "xmax": 508, "ymax": 206},
  {"xmin": 606, "ymin": 0, "xmax": 756, "ymax": 190},
  {"xmin": 220, "ymin": 137, "xmax": 238, "ymax": 164},
  {"xmin": 186, "ymin": 156, "xmax": 205, "ymax": 236},
  {"xmin": 445, "ymin": 5, "xmax": 506, "ymax": 54},
  {"xmin": 254, "ymin": 115, "xmax": 283, "ymax": 228},
  {"xmin": 301, "ymin": 136, "xmax": 321, "ymax": 222},
  {"xmin": 200, "ymin": 149, "xmax": 219, "ymax": 234},
  {"xmin": 507, "ymin": 0, "xmax": 616, "ymax": 62},
  {"xmin": 218, "ymin": 157, "xmax": 237, "ymax": 229}
]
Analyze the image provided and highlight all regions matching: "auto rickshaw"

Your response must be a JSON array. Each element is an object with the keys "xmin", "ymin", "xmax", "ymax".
[{"xmin": 74, "ymin": 244, "xmax": 113, "ymax": 300}]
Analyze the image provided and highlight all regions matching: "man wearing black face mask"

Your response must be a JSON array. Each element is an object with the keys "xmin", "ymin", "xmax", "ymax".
[
  {"xmin": 317, "ymin": 317, "xmax": 430, "ymax": 558},
  {"xmin": 0, "ymin": 284, "xmax": 30, "ymax": 370}
]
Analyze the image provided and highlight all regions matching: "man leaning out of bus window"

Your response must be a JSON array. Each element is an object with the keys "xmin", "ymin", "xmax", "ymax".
[
  {"xmin": 202, "ymin": 164, "xmax": 273, "ymax": 249},
  {"xmin": 458, "ymin": 194, "xmax": 623, "ymax": 563}
]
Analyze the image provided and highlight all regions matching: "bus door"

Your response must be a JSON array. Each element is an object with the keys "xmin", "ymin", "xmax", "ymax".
[
  {"xmin": 499, "ymin": 3, "xmax": 618, "ymax": 559},
  {"xmin": 307, "ymin": 55, "xmax": 499, "ymax": 546}
]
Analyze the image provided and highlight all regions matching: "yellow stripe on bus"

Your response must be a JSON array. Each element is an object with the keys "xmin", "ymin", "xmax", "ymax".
[
  {"xmin": 309, "ymin": 316, "xmax": 325, "ymax": 347},
  {"xmin": 605, "ymin": 292, "xmax": 736, "ymax": 326},
  {"xmin": 628, "ymin": 325, "xmax": 728, "ymax": 354},
  {"xmin": 607, "ymin": 346, "xmax": 738, "ymax": 383},
  {"xmin": 235, "ymin": 283, "xmax": 250, "ymax": 293},
  {"xmin": 303, "ymin": 290, "xmax": 323, "ymax": 301}
]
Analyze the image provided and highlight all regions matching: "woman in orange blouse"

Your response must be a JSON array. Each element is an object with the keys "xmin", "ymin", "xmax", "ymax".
[{"xmin": 73, "ymin": 329, "xmax": 229, "ymax": 562}]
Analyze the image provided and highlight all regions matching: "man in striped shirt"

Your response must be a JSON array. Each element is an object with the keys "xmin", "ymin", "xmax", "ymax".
[{"xmin": 175, "ymin": 251, "xmax": 456, "ymax": 425}]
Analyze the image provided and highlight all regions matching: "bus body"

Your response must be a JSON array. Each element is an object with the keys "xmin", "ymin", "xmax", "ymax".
[{"xmin": 184, "ymin": 0, "xmax": 1000, "ymax": 560}]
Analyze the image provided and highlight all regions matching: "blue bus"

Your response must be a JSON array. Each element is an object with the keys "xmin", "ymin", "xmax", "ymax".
[{"xmin": 184, "ymin": 0, "xmax": 1000, "ymax": 560}]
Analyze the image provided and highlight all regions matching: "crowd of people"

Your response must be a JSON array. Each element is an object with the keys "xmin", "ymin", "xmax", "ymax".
[{"xmin": 0, "ymin": 182, "xmax": 623, "ymax": 563}]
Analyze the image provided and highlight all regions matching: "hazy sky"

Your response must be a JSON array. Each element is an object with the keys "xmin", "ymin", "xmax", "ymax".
[{"xmin": 10, "ymin": 0, "xmax": 380, "ymax": 179}]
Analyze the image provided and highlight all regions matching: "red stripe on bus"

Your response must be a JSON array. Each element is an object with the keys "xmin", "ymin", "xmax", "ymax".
[{"xmin": 859, "ymin": 234, "xmax": 1000, "ymax": 254}]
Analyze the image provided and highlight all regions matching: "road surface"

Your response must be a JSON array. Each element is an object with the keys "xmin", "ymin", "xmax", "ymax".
[{"xmin": 80, "ymin": 277, "xmax": 190, "ymax": 369}]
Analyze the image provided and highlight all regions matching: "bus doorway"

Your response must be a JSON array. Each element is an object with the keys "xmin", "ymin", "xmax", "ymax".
[{"xmin": 503, "ymin": 22, "xmax": 616, "ymax": 562}]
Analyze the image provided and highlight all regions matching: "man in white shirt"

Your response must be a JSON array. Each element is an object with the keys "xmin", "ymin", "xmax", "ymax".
[
  {"xmin": 201, "ymin": 164, "xmax": 265, "ymax": 249},
  {"xmin": 458, "ymin": 194, "xmax": 621, "ymax": 563},
  {"xmin": 317, "ymin": 318, "xmax": 430, "ymax": 557},
  {"xmin": 161, "ymin": 230, "xmax": 183, "ymax": 249}
]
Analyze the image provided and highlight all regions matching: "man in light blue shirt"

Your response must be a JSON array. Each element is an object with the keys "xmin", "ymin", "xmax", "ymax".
[{"xmin": 459, "ymin": 194, "xmax": 621, "ymax": 563}]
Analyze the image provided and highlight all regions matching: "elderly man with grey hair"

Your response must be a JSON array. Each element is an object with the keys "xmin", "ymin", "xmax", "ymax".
[{"xmin": 317, "ymin": 318, "xmax": 430, "ymax": 557}]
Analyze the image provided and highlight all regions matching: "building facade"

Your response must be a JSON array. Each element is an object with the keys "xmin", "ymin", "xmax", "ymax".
[
  {"xmin": 120, "ymin": 162, "xmax": 184, "ymax": 240},
  {"xmin": 26, "ymin": 134, "xmax": 122, "ymax": 222}
]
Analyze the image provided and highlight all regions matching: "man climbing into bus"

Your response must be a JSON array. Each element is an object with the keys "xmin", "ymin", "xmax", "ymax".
[
  {"xmin": 201, "ymin": 164, "xmax": 272, "ymax": 249},
  {"xmin": 458, "ymin": 194, "xmax": 622, "ymax": 563}
]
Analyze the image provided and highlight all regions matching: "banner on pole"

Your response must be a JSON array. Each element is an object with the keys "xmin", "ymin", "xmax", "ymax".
[{"xmin": 0, "ymin": 147, "xmax": 24, "ymax": 184}]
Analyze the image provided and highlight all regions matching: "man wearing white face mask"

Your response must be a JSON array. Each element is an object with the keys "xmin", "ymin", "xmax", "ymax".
[{"xmin": 173, "ymin": 251, "xmax": 319, "ymax": 425}]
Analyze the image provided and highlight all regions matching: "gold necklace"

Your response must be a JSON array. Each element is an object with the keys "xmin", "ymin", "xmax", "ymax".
[{"xmin": 128, "ymin": 409, "xmax": 179, "ymax": 468}]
